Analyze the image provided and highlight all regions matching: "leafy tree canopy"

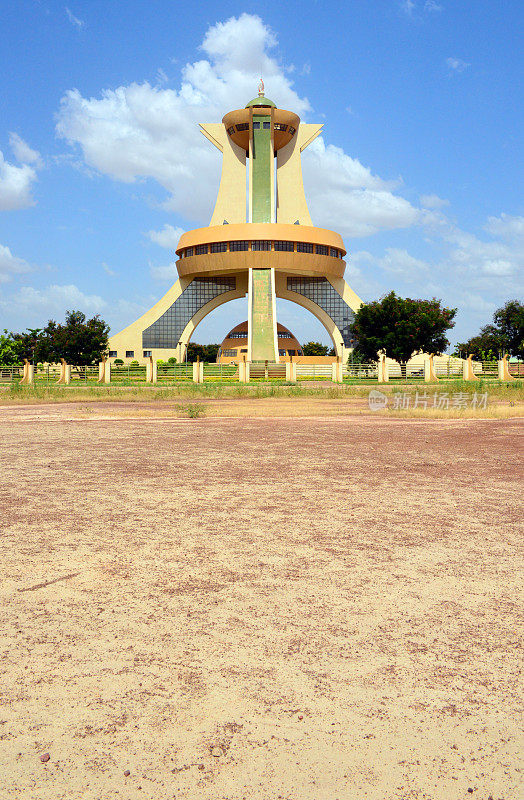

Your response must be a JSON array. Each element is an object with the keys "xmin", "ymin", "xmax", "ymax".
[
  {"xmin": 351, "ymin": 291, "xmax": 457, "ymax": 366},
  {"xmin": 34, "ymin": 310, "xmax": 109, "ymax": 365},
  {"xmin": 0, "ymin": 329, "xmax": 25, "ymax": 365},
  {"xmin": 454, "ymin": 300, "xmax": 524, "ymax": 360},
  {"xmin": 302, "ymin": 341, "xmax": 329, "ymax": 356},
  {"xmin": 186, "ymin": 342, "xmax": 220, "ymax": 362}
]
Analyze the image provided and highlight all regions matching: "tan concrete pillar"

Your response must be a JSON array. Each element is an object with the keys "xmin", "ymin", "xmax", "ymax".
[
  {"xmin": 331, "ymin": 359, "xmax": 343, "ymax": 383},
  {"xmin": 498, "ymin": 354, "xmax": 515, "ymax": 381},
  {"xmin": 146, "ymin": 356, "xmax": 157, "ymax": 384},
  {"xmin": 378, "ymin": 355, "xmax": 389, "ymax": 383},
  {"xmin": 104, "ymin": 362, "xmax": 111, "ymax": 384},
  {"xmin": 192, "ymin": 361, "xmax": 203, "ymax": 383},
  {"xmin": 64, "ymin": 364, "xmax": 71, "ymax": 384},
  {"xmin": 424, "ymin": 354, "xmax": 438, "ymax": 383},
  {"xmin": 238, "ymin": 358, "xmax": 250, "ymax": 383},
  {"xmin": 97, "ymin": 359, "xmax": 106, "ymax": 384},
  {"xmin": 20, "ymin": 359, "xmax": 34, "ymax": 385},
  {"xmin": 463, "ymin": 355, "xmax": 478, "ymax": 381},
  {"xmin": 285, "ymin": 361, "xmax": 297, "ymax": 383}
]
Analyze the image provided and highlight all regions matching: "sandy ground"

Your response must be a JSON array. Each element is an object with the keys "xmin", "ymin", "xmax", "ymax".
[{"xmin": 0, "ymin": 404, "xmax": 522, "ymax": 800}]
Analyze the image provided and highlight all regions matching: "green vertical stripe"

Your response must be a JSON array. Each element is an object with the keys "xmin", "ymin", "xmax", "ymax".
[{"xmin": 251, "ymin": 115, "xmax": 272, "ymax": 223}]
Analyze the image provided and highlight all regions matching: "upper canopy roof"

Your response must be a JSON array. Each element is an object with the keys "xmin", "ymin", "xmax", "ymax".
[{"xmin": 245, "ymin": 93, "xmax": 276, "ymax": 109}]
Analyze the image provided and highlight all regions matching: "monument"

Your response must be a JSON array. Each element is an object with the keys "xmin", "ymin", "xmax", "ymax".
[{"xmin": 108, "ymin": 82, "xmax": 362, "ymax": 363}]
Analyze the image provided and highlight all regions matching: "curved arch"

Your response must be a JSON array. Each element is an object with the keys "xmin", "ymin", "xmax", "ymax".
[{"xmin": 177, "ymin": 275, "xmax": 247, "ymax": 359}]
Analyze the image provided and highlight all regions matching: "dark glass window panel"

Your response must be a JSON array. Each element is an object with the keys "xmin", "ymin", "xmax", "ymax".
[
  {"xmin": 229, "ymin": 240, "xmax": 249, "ymax": 251},
  {"xmin": 236, "ymin": 123, "xmax": 249, "ymax": 131},
  {"xmin": 288, "ymin": 126, "xmax": 296, "ymax": 135},
  {"xmin": 316, "ymin": 244, "xmax": 328, "ymax": 255},
  {"xmin": 126, "ymin": 351, "xmax": 134, "ymax": 358},
  {"xmin": 330, "ymin": 248, "xmax": 338, "ymax": 257},
  {"xmin": 278, "ymin": 332, "xmax": 292, "ymax": 339},
  {"xmin": 210, "ymin": 242, "xmax": 228, "ymax": 253},
  {"xmin": 222, "ymin": 349, "xmax": 237, "ymax": 357},
  {"xmin": 278, "ymin": 349, "xmax": 286, "ymax": 356},
  {"xmin": 185, "ymin": 247, "xmax": 194, "ymax": 257},
  {"xmin": 229, "ymin": 332, "xmax": 248, "ymax": 339},
  {"xmin": 109, "ymin": 350, "xmax": 117, "ymax": 357},
  {"xmin": 253, "ymin": 121, "xmax": 260, "ymax": 129},
  {"xmin": 227, "ymin": 126, "xmax": 235, "ymax": 136},
  {"xmin": 143, "ymin": 277, "xmax": 236, "ymax": 349},
  {"xmin": 195, "ymin": 244, "xmax": 208, "ymax": 255},
  {"xmin": 274, "ymin": 123, "xmax": 288, "ymax": 131},
  {"xmin": 287, "ymin": 277, "xmax": 355, "ymax": 347},
  {"xmin": 287, "ymin": 350, "xmax": 296, "ymax": 356},
  {"xmin": 252, "ymin": 240, "xmax": 272, "ymax": 251},
  {"xmin": 274, "ymin": 241, "xmax": 294, "ymax": 251},
  {"xmin": 297, "ymin": 242, "xmax": 313, "ymax": 253},
  {"xmin": 263, "ymin": 121, "xmax": 270, "ymax": 129},
  {"xmin": 143, "ymin": 350, "xmax": 152, "ymax": 357}
]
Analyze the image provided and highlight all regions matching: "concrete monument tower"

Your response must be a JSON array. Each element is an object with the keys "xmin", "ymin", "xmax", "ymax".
[{"xmin": 108, "ymin": 83, "xmax": 362, "ymax": 363}]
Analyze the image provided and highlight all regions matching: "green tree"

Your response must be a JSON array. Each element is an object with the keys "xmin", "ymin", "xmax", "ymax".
[
  {"xmin": 11, "ymin": 328, "xmax": 43, "ymax": 362},
  {"xmin": 453, "ymin": 325, "xmax": 505, "ymax": 360},
  {"xmin": 351, "ymin": 291, "xmax": 457, "ymax": 377},
  {"xmin": 454, "ymin": 300, "xmax": 524, "ymax": 360},
  {"xmin": 493, "ymin": 300, "xmax": 524, "ymax": 359},
  {"xmin": 186, "ymin": 342, "xmax": 220, "ymax": 362},
  {"xmin": 0, "ymin": 329, "xmax": 24, "ymax": 365},
  {"xmin": 35, "ymin": 310, "xmax": 109, "ymax": 365},
  {"xmin": 302, "ymin": 341, "xmax": 329, "ymax": 356}
]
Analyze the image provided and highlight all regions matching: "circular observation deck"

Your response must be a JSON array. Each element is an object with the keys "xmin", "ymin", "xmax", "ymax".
[
  {"xmin": 222, "ymin": 107, "xmax": 300, "ymax": 153},
  {"xmin": 175, "ymin": 223, "xmax": 347, "ymax": 280}
]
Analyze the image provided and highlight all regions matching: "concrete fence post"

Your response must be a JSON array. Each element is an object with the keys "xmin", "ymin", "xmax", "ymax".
[
  {"xmin": 97, "ymin": 359, "xmax": 106, "ymax": 384},
  {"xmin": 331, "ymin": 359, "xmax": 343, "ymax": 383},
  {"xmin": 192, "ymin": 361, "xmax": 203, "ymax": 383},
  {"xmin": 20, "ymin": 358, "xmax": 34, "ymax": 385},
  {"xmin": 285, "ymin": 361, "xmax": 297, "ymax": 383},
  {"xmin": 463, "ymin": 355, "xmax": 478, "ymax": 381},
  {"xmin": 424, "ymin": 354, "xmax": 438, "ymax": 383},
  {"xmin": 146, "ymin": 357, "xmax": 157, "ymax": 384},
  {"xmin": 239, "ymin": 357, "xmax": 250, "ymax": 383},
  {"xmin": 378, "ymin": 355, "xmax": 389, "ymax": 383},
  {"xmin": 104, "ymin": 362, "xmax": 111, "ymax": 384},
  {"xmin": 498, "ymin": 354, "xmax": 514, "ymax": 381}
]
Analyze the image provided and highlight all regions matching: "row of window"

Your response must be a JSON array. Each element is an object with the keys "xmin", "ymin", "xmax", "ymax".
[
  {"xmin": 221, "ymin": 348, "xmax": 302, "ymax": 357},
  {"xmin": 108, "ymin": 350, "xmax": 152, "ymax": 358},
  {"xmin": 226, "ymin": 122, "xmax": 296, "ymax": 136},
  {"xmin": 181, "ymin": 241, "xmax": 343, "ymax": 258},
  {"xmin": 226, "ymin": 330, "xmax": 293, "ymax": 340}
]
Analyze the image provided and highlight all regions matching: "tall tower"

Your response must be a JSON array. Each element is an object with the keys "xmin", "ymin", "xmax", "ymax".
[{"xmin": 108, "ymin": 85, "xmax": 362, "ymax": 364}]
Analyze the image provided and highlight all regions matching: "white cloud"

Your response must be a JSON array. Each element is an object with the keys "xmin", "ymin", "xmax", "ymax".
[
  {"xmin": 55, "ymin": 13, "xmax": 418, "ymax": 236},
  {"xmin": 147, "ymin": 224, "xmax": 185, "ymax": 249},
  {"xmin": 0, "ymin": 150, "xmax": 37, "ymax": 210},
  {"xmin": 420, "ymin": 193, "xmax": 449, "ymax": 209},
  {"xmin": 400, "ymin": 0, "xmax": 416, "ymax": 14},
  {"xmin": 9, "ymin": 133, "xmax": 43, "ymax": 167},
  {"xmin": 149, "ymin": 261, "xmax": 179, "ymax": 282},
  {"xmin": 424, "ymin": 1, "xmax": 442, "ymax": 11},
  {"xmin": 484, "ymin": 213, "xmax": 524, "ymax": 241},
  {"xmin": 303, "ymin": 137, "xmax": 420, "ymax": 237},
  {"xmin": 102, "ymin": 262, "xmax": 117, "ymax": 276},
  {"xmin": 65, "ymin": 7, "xmax": 84, "ymax": 28},
  {"xmin": 0, "ymin": 244, "xmax": 31, "ymax": 283},
  {"xmin": 352, "ymin": 247, "xmax": 430, "ymax": 280},
  {"xmin": 0, "ymin": 284, "xmax": 107, "ymax": 327},
  {"xmin": 446, "ymin": 57, "xmax": 470, "ymax": 73}
]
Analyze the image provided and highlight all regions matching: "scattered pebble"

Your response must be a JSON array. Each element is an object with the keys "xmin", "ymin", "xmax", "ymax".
[
  {"xmin": 298, "ymin": 715, "xmax": 303, "ymax": 720},
  {"xmin": 39, "ymin": 753, "xmax": 50, "ymax": 763},
  {"xmin": 211, "ymin": 746, "xmax": 222, "ymax": 757},
  {"xmin": 124, "ymin": 770, "xmax": 130, "ymax": 777}
]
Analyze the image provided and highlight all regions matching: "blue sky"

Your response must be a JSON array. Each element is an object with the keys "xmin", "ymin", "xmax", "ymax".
[{"xmin": 0, "ymin": 0, "xmax": 522, "ymax": 347}]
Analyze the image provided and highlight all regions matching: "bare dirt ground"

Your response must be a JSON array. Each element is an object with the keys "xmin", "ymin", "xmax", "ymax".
[{"xmin": 1, "ymin": 404, "xmax": 522, "ymax": 800}]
